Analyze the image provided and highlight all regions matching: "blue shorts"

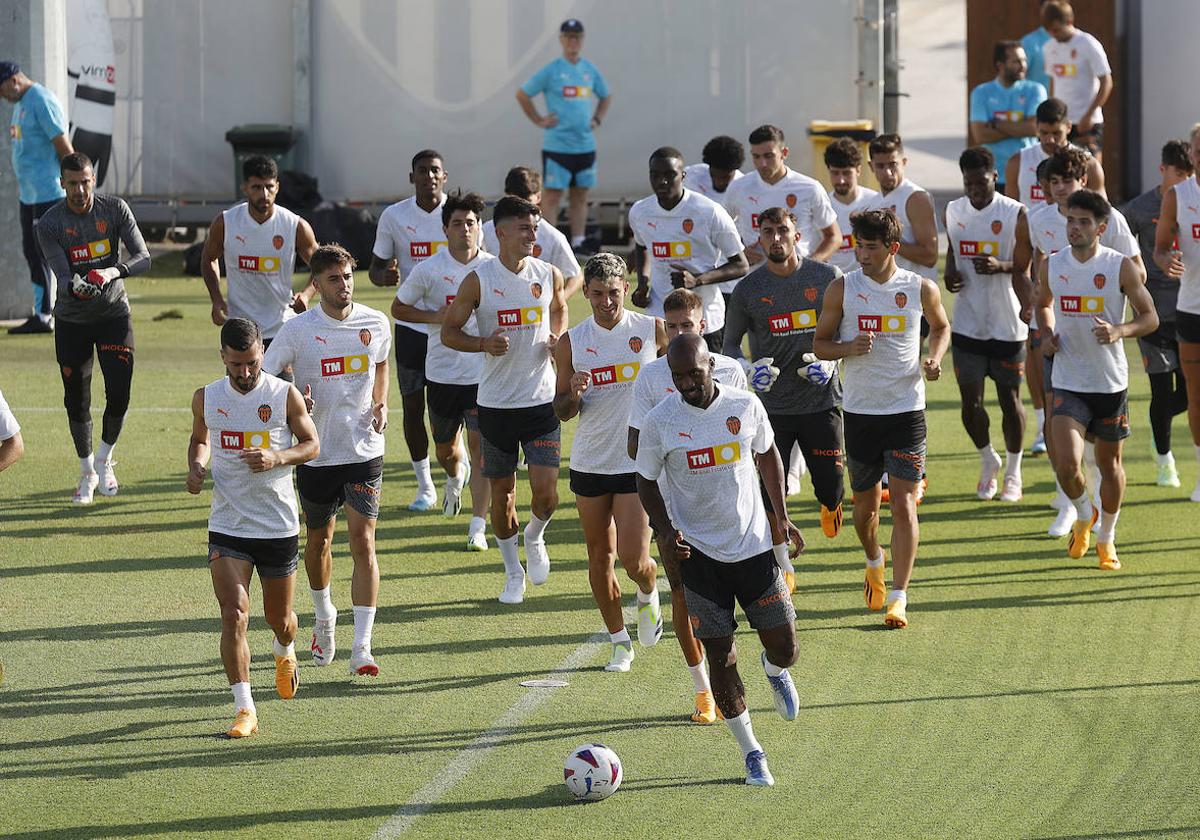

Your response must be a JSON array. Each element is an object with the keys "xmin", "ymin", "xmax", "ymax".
[{"xmin": 543, "ymin": 150, "xmax": 597, "ymax": 190}]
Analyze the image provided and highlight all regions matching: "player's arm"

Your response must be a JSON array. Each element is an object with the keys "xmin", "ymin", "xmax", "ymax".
[
  {"xmin": 1154, "ymin": 187, "xmax": 1185, "ymax": 279},
  {"xmin": 654, "ymin": 317, "xmax": 667, "ymax": 355},
  {"xmin": 1086, "ymin": 156, "xmax": 1106, "ymax": 197},
  {"xmin": 277, "ymin": 385, "xmax": 320, "ymax": 466},
  {"xmin": 368, "ymin": 254, "xmax": 400, "ymax": 287},
  {"xmin": 391, "ymin": 268, "xmax": 441, "ymax": 324},
  {"xmin": 942, "ymin": 205, "xmax": 963, "ymax": 293},
  {"xmin": 720, "ymin": 289, "xmax": 748, "ymax": 360},
  {"xmin": 631, "ymin": 244, "xmax": 650, "ymax": 308},
  {"xmin": 371, "ymin": 354, "xmax": 390, "ymax": 434},
  {"xmin": 635, "ymin": 441, "xmax": 692, "ymax": 564},
  {"xmin": 201, "ymin": 213, "xmax": 228, "ymax": 325},
  {"xmin": 1004, "ymin": 156, "xmax": 1021, "ymax": 201},
  {"xmin": 34, "ymin": 221, "xmax": 77, "ymax": 301},
  {"xmin": 51, "ymin": 133, "xmax": 74, "ymax": 159},
  {"xmin": 293, "ymin": 219, "xmax": 319, "ymax": 308},
  {"xmin": 562, "ymin": 269, "xmax": 584, "ymax": 301},
  {"xmin": 1034, "ymin": 260, "xmax": 1057, "ymax": 354},
  {"xmin": 441, "ymin": 271, "xmax": 501, "ymax": 355},
  {"xmin": 515, "ymin": 88, "xmax": 556, "ymax": 129},
  {"xmin": 0, "ymin": 429, "xmax": 24, "ymax": 473},
  {"xmin": 899, "ymin": 192, "xmax": 939, "ymax": 268},
  {"xmin": 186, "ymin": 388, "xmax": 211, "ymax": 493},
  {"xmin": 1077, "ymin": 75, "xmax": 1112, "ymax": 133},
  {"xmin": 553, "ymin": 332, "xmax": 587, "ymax": 421},
  {"xmin": 813, "ymin": 277, "xmax": 865, "ymax": 360},
  {"xmin": 115, "ymin": 199, "xmax": 152, "ymax": 277},
  {"xmin": 591, "ymin": 92, "xmax": 612, "ymax": 129},
  {"xmin": 548, "ymin": 266, "xmax": 568, "ymax": 344},
  {"xmin": 1093, "ymin": 256, "xmax": 1158, "ymax": 343},
  {"xmin": 754, "ymin": 442, "xmax": 802, "ymax": 555},
  {"xmin": 1011, "ymin": 207, "xmax": 1035, "ymax": 322},
  {"xmin": 920, "ymin": 277, "xmax": 950, "ymax": 380},
  {"xmin": 809, "ymin": 220, "xmax": 840, "ymax": 264}
]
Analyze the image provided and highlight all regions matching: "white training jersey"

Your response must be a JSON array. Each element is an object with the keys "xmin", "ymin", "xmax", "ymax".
[
  {"xmin": 473, "ymin": 256, "xmax": 557, "ymax": 409},
  {"xmin": 1042, "ymin": 31, "xmax": 1111, "ymax": 125},
  {"xmin": 946, "ymin": 193, "xmax": 1028, "ymax": 342},
  {"xmin": 1028, "ymin": 202, "xmax": 1138, "ymax": 259},
  {"xmin": 263, "ymin": 303, "xmax": 391, "ymax": 467},
  {"xmin": 203, "ymin": 373, "xmax": 298, "ymax": 539},
  {"xmin": 1014, "ymin": 143, "xmax": 1093, "ymax": 211},
  {"xmin": 627, "ymin": 351, "xmax": 747, "ymax": 431},
  {"xmin": 222, "ymin": 202, "xmax": 300, "ymax": 340},
  {"xmin": 862, "ymin": 179, "xmax": 938, "ymax": 279},
  {"xmin": 839, "ymin": 267, "xmax": 926, "ymax": 415},
  {"xmin": 566, "ymin": 311, "xmax": 659, "ymax": 475},
  {"xmin": 1045, "ymin": 245, "xmax": 1128, "ymax": 393},
  {"xmin": 828, "ymin": 186, "xmax": 879, "ymax": 274},
  {"xmin": 627, "ymin": 188, "xmax": 741, "ymax": 331},
  {"xmin": 0, "ymin": 388, "xmax": 19, "ymax": 440},
  {"xmin": 482, "ymin": 217, "xmax": 581, "ymax": 283},
  {"xmin": 724, "ymin": 167, "xmax": 838, "ymax": 260},
  {"xmin": 1171, "ymin": 175, "xmax": 1200, "ymax": 316},
  {"xmin": 636, "ymin": 386, "xmax": 774, "ymax": 563},
  {"xmin": 682, "ymin": 163, "xmax": 743, "ymax": 210},
  {"xmin": 397, "ymin": 248, "xmax": 493, "ymax": 386}
]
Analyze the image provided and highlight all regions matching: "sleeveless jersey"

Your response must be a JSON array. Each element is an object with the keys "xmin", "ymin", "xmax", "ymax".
[
  {"xmin": 567, "ymin": 311, "xmax": 658, "ymax": 474},
  {"xmin": 945, "ymin": 193, "xmax": 1027, "ymax": 341},
  {"xmin": 1172, "ymin": 175, "xmax": 1200, "ymax": 316},
  {"xmin": 1046, "ymin": 245, "xmax": 1129, "ymax": 394},
  {"xmin": 862, "ymin": 179, "xmax": 937, "ymax": 279},
  {"xmin": 474, "ymin": 256, "xmax": 557, "ymax": 409},
  {"xmin": 222, "ymin": 202, "xmax": 300, "ymax": 340},
  {"xmin": 828, "ymin": 186, "xmax": 879, "ymax": 274},
  {"xmin": 204, "ymin": 373, "xmax": 298, "ymax": 539},
  {"xmin": 1015, "ymin": 142, "xmax": 1091, "ymax": 211},
  {"xmin": 839, "ymin": 267, "xmax": 926, "ymax": 415}
]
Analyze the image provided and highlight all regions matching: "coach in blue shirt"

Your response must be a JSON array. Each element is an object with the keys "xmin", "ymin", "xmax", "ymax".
[
  {"xmin": 2, "ymin": 61, "xmax": 74, "ymax": 334},
  {"xmin": 968, "ymin": 41, "xmax": 1047, "ymax": 190},
  {"xmin": 516, "ymin": 18, "xmax": 612, "ymax": 254}
]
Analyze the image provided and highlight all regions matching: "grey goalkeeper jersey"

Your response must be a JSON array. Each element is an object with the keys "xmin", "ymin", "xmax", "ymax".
[
  {"xmin": 37, "ymin": 193, "xmax": 150, "ymax": 323},
  {"xmin": 724, "ymin": 258, "xmax": 843, "ymax": 415}
]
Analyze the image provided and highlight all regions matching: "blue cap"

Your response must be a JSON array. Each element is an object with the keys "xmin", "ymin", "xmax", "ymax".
[
  {"xmin": 0, "ymin": 62, "xmax": 19, "ymax": 84},
  {"xmin": 560, "ymin": 19, "xmax": 584, "ymax": 33}
]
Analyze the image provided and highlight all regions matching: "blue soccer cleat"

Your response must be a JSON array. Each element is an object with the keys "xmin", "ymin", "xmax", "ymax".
[
  {"xmin": 761, "ymin": 651, "xmax": 799, "ymax": 720},
  {"xmin": 745, "ymin": 749, "xmax": 774, "ymax": 786}
]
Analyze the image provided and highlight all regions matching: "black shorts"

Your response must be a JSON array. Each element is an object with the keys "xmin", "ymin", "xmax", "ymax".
[
  {"xmin": 426, "ymin": 380, "xmax": 479, "ymax": 443},
  {"xmin": 208, "ymin": 531, "xmax": 298, "ymax": 579},
  {"xmin": 680, "ymin": 545, "xmax": 795, "ymax": 639},
  {"xmin": 570, "ymin": 469, "xmax": 637, "ymax": 497},
  {"xmin": 760, "ymin": 408, "xmax": 845, "ymax": 510},
  {"xmin": 542, "ymin": 149, "xmax": 597, "ymax": 189},
  {"xmin": 477, "ymin": 403, "xmax": 561, "ymax": 477},
  {"xmin": 1177, "ymin": 310, "xmax": 1200, "ymax": 344},
  {"xmin": 1138, "ymin": 323, "xmax": 1179, "ymax": 375},
  {"xmin": 1068, "ymin": 123, "xmax": 1104, "ymax": 155},
  {"xmin": 843, "ymin": 409, "xmax": 927, "ymax": 492},
  {"xmin": 296, "ymin": 456, "xmax": 384, "ymax": 526},
  {"xmin": 1051, "ymin": 389, "xmax": 1130, "ymax": 442},
  {"xmin": 394, "ymin": 324, "xmax": 428, "ymax": 395},
  {"xmin": 55, "ymin": 314, "xmax": 136, "ymax": 366},
  {"xmin": 703, "ymin": 328, "xmax": 725, "ymax": 355}
]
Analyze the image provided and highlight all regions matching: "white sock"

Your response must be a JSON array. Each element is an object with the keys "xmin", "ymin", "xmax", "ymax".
[
  {"xmin": 636, "ymin": 586, "xmax": 657, "ymax": 603},
  {"xmin": 310, "ymin": 586, "xmax": 336, "ymax": 622},
  {"xmin": 772, "ymin": 542, "xmax": 794, "ymax": 574},
  {"xmin": 1156, "ymin": 451, "xmax": 1175, "ymax": 467},
  {"xmin": 1070, "ymin": 492, "xmax": 1092, "ymax": 521},
  {"xmin": 1005, "ymin": 450, "xmax": 1022, "ymax": 479},
  {"xmin": 468, "ymin": 515, "xmax": 486, "ymax": 536},
  {"xmin": 231, "ymin": 681, "xmax": 255, "ymax": 713},
  {"xmin": 524, "ymin": 513, "xmax": 551, "ymax": 544},
  {"xmin": 1194, "ymin": 445, "xmax": 1200, "ymax": 465},
  {"xmin": 1035, "ymin": 408, "xmax": 1045, "ymax": 431},
  {"xmin": 978, "ymin": 443, "xmax": 998, "ymax": 464},
  {"xmin": 1097, "ymin": 509, "xmax": 1120, "ymax": 543},
  {"xmin": 866, "ymin": 552, "xmax": 884, "ymax": 569},
  {"xmin": 570, "ymin": 234, "xmax": 585, "ymax": 248},
  {"xmin": 609, "ymin": 627, "xmax": 631, "ymax": 645},
  {"xmin": 762, "ymin": 654, "xmax": 785, "ymax": 678},
  {"xmin": 413, "ymin": 458, "xmax": 434, "ymax": 492},
  {"xmin": 447, "ymin": 460, "xmax": 465, "ymax": 490},
  {"xmin": 96, "ymin": 441, "xmax": 115, "ymax": 465},
  {"xmin": 688, "ymin": 660, "xmax": 711, "ymax": 693},
  {"xmin": 352, "ymin": 605, "xmax": 376, "ymax": 651},
  {"xmin": 80, "ymin": 454, "xmax": 95, "ymax": 474},
  {"xmin": 272, "ymin": 638, "xmax": 295, "ymax": 658},
  {"xmin": 725, "ymin": 710, "xmax": 763, "ymax": 759},
  {"xmin": 498, "ymin": 533, "xmax": 522, "ymax": 576},
  {"xmin": 887, "ymin": 588, "xmax": 907, "ymax": 604}
]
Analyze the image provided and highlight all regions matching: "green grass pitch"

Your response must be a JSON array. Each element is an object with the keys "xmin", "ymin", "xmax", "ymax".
[{"xmin": 1, "ymin": 254, "xmax": 1198, "ymax": 839}]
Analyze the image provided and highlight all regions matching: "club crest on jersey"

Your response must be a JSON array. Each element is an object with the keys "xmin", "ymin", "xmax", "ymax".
[
  {"xmin": 273, "ymin": 234, "xmax": 285, "ymax": 250},
  {"xmin": 786, "ymin": 193, "xmax": 797, "ymax": 208},
  {"xmin": 1093, "ymin": 273, "xmax": 1106, "ymax": 289},
  {"xmin": 895, "ymin": 292, "xmax": 908, "ymax": 308},
  {"xmin": 359, "ymin": 328, "xmax": 373, "ymax": 346},
  {"xmin": 726, "ymin": 416, "xmax": 741, "ymax": 435},
  {"xmin": 804, "ymin": 287, "xmax": 818, "ymax": 303},
  {"xmin": 991, "ymin": 220, "xmax": 1003, "ymax": 234},
  {"xmin": 682, "ymin": 218, "xmax": 694, "ymax": 234},
  {"xmin": 629, "ymin": 336, "xmax": 643, "ymax": 353},
  {"xmin": 532, "ymin": 243, "xmax": 543, "ymax": 257},
  {"xmin": 531, "ymin": 282, "xmax": 543, "ymax": 299},
  {"xmin": 257, "ymin": 404, "xmax": 272, "ymax": 423},
  {"xmin": 96, "ymin": 219, "xmax": 108, "ymax": 235}
]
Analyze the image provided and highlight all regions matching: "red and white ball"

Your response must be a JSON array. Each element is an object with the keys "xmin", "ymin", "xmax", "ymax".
[{"xmin": 563, "ymin": 743, "xmax": 622, "ymax": 801}]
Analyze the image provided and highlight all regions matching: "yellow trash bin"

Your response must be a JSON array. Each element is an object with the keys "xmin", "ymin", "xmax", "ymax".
[{"xmin": 807, "ymin": 120, "xmax": 878, "ymax": 191}]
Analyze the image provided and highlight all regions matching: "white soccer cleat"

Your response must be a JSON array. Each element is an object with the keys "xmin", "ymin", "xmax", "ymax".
[
  {"xmin": 1048, "ymin": 505, "xmax": 1078, "ymax": 538},
  {"xmin": 443, "ymin": 457, "xmax": 470, "ymax": 517},
  {"xmin": 1156, "ymin": 461, "xmax": 1181, "ymax": 488},
  {"xmin": 348, "ymin": 646, "xmax": 379, "ymax": 677},
  {"xmin": 976, "ymin": 450, "xmax": 1003, "ymax": 500},
  {"xmin": 1050, "ymin": 489, "xmax": 1071, "ymax": 510},
  {"xmin": 466, "ymin": 530, "xmax": 488, "ymax": 552},
  {"xmin": 97, "ymin": 461, "xmax": 119, "ymax": 496},
  {"xmin": 998, "ymin": 475, "xmax": 1022, "ymax": 503},
  {"xmin": 498, "ymin": 572, "xmax": 526, "ymax": 604},
  {"xmin": 73, "ymin": 471, "xmax": 99, "ymax": 505},
  {"xmin": 311, "ymin": 614, "xmax": 337, "ymax": 666},
  {"xmin": 1030, "ymin": 431, "xmax": 1047, "ymax": 455},
  {"xmin": 636, "ymin": 588, "xmax": 663, "ymax": 647},
  {"xmin": 604, "ymin": 641, "xmax": 635, "ymax": 672},
  {"xmin": 525, "ymin": 540, "xmax": 550, "ymax": 585},
  {"xmin": 407, "ymin": 487, "xmax": 437, "ymax": 512}
]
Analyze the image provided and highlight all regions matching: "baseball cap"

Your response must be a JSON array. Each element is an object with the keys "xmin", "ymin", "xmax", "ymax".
[
  {"xmin": 560, "ymin": 19, "xmax": 584, "ymax": 33},
  {"xmin": 0, "ymin": 62, "xmax": 19, "ymax": 84}
]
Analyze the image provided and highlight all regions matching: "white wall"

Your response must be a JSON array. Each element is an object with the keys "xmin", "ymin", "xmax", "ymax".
[{"xmin": 1137, "ymin": 0, "xmax": 1200, "ymax": 192}]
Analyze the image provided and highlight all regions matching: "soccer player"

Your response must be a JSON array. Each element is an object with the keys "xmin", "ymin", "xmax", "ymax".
[
  {"xmin": 186, "ymin": 317, "xmax": 319, "ymax": 739},
  {"xmin": 0, "ymin": 388, "xmax": 24, "ymax": 472},
  {"xmin": 943, "ymin": 147, "xmax": 1034, "ymax": 501},
  {"xmin": 1154, "ymin": 124, "xmax": 1200, "ymax": 503},
  {"xmin": 813, "ymin": 209, "xmax": 950, "ymax": 629},
  {"xmin": 264, "ymin": 245, "xmax": 392, "ymax": 676},
  {"xmin": 1, "ymin": 60, "xmax": 73, "ymax": 334},
  {"xmin": 516, "ymin": 18, "xmax": 612, "ymax": 253},
  {"xmin": 482, "ymin": 166, "xmax": 582, "ymax": 299},
  {"xmin": 636, "ymin": 333, "xmax": 803, "ymax": 786},
  {"xmin": 862, "ymin": 134, "xmax": 939, "ymax": 279},
  {"xmin": 683, "ymin": 135, "xmax": 745, "ymax": 211},
  {"xmin": 441, "ymin": 196, "xmax": 568, "ymax": 604},
  {"xmin": 627, "ymin": 288, "xmax": 747, "ymax": 723},
  {"xmin": 1122, "ymin": 139, "xmax": 1193, "ymax": 488},
  {"xmin": 968, "ymin": 41, "xmax": 1047, "ymax": 190},
  {"xmin": 723, "ymin": 208, "xmax": 846, "ymax": 551},
  {"xmin": 628, "ymin": 146, "xmax": 747, "ymax": 353},
  {"xmin": 393, "ymin": 192, "xmax": 493, "ymax": 550},
  {"xmin": 36, "ymin": 152, "xmax": 150, "ymax": 504},
  {"xmin": 201, "ymin": 155, "xmax": 318, "ymax": 351},
  {"xmin": 824, "ymin": 137, "xmax": 879, "ymax": 276},
  {"xmin": 1040, "ymin": 1, "xmax": 1112, "ymax": 160},
  {"xmin": 554, "ymin": 252, "xmax": 664, "ymax": 672},
  {"xmin": 371, "ymin": 149, "xmax": 472, "ymax": 511},
  {"xmin": 1037, "ymin": 191, "xmax": 1157, "ymax": 568},
  {"xmin": 1006, "ymin": 97, "xmax": 1106, "ymax": 211}
]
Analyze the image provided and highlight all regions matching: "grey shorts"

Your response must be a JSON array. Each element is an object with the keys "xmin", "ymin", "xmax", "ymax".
[
  {"xmin": 681, "ymin": 546, "xmax": 795, "ymax": 639},
  {"xmin": 1051, "ymin": 389, "xmax": 1130, "ymax": 442},
  {"xmin": 1138, "ymin": 323, "xmax": 1179, "ymax": 375},
  {"xmin": 843, "ymin": 410, "xmax": 927, "ymax": 492},
  {"xmin": 951, "ymin": 337, "xmax": 1026, "ymax": 387},
  {"xmin": 296, "ymin": 456, "xmax": 384, "ymax": 526},
  {"xmin": 477, "ymin": 403, "xmax": 561, "ymax": 478}
]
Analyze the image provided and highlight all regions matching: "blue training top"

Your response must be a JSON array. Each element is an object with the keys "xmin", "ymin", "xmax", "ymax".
[
  {"xmin": 521, "ymin": 57, "xmax": 609, "ymax": 154},
  {"xmin": 1021, "ymin": 27, "xmax": 1052, "ymax": 92},
  {"xmin": 10, "ymin": 83, "xmax": 68, "ymax": 204},
  {"xmin": 969, "ymin": 78, "xmax": 1047, "ymax": 180}
]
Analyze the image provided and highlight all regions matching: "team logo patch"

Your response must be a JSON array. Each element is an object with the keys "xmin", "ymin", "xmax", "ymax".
[
  {"xmin": 359, "ymin": 328, "xmax": 373, "ymax": 346},
  {"xmin": 786, "ymin": 193, "xmax": 797, "ymax": 208},
  {"xmin": 1094, "ymin": 273, "xmax": 1106, "ymax": 289},
  {"xmin": 532, "ymin": 243, "xmax": 543, "ymax": 257},
  {"xmin": 629, "ymin": 336, "xmax": 643, "ymax": 353},
  {"xmin": 804, "ymin": 286, "xmax": 818, "ymax": 303},
  {"xmin": 726, "ymin": 416, "xmax": 741, "ymax": 435},
  {"xmin": 895, "ymin": 292, "xmax": 908, "ymax": 308},
  {"xmin": 991, "ymin": 220, "xmax": 1003, "ymax": 235},
  {"xmin": 273, "ymin": 234, "xmax": 285, "ymax": 250},
  {"xmin": 682, "ymin": 218, "xmax": 694, "ymax": 234},
  {"xmin": 531, "ymin": 282, "xmax": 543, "ymax": 299},
  {"xmin": 96, "ymin": 219, "xmax": 108, "ymax": 235},
  {"xmin": 257, "ymin": 404, "xmax": 272, "ymax": 423}
]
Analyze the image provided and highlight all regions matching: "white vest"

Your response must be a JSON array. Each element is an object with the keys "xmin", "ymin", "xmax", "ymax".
[
  {"xmin": 223, "ymin": 203, "xmax": 299, "ymax": 339},
  {"xmin": 946, "ymin": 193, "xmax": 1027, "ymax": 341},
  {"xmin": 839, "ymin": 267, "xmax": 925, "ymax": 415},
  {"xmin": 863, "ymin": 179, "xmax": 937, "ymax": 278},
  {"xmin": 828, "ymin": 187, "xmax": 879, "ymax": 274},
  {"xmin": 1046, "ymin": 245, "xmax": 1129, "ymax": 393},
  {"xmin": 1016, "ymin": 144, "xmax": 1050, "ymax": 211},
  {"xmin": 474, "ymin": 257, "xmax": 557, "ymax": 409},
  {"xmin": 204, "ymin": 373, "xmax": 299, "ymax": 539},
  {"xmin": 1173, "ymin": 175, "xmax": 1200, "ymax": 316}
]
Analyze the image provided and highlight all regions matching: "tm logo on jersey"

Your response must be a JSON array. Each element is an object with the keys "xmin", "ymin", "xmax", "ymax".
[
  {"xmin": 686, "ymin": 441, "xmax": 741, "ymax": 471},
  {"xmin": 769, "ymin": 309, "xmax": 818, "ymax": 334},
  {"xmin": 321, "ymin": 354, "xmax": 370, "ymax": 376},
  {"xmin": 1030, "ymin": 183, "xmax": 1045, "ymax": 201},
  {"xmin": 1191, "ymin": 223, "xmax": 1200, "ymax": 240},
  {"xmin": 410, "ymin": 241, "xmax": 447, "ymax": 259},
  {"xmin": 652, "ymin": 241, "xmax": 692, "ymax": 259},
  {"xmin": 840, "ymin": 233, "xmax": 856, "ymax": 251},
  {"xmin": 1060, "ymin": 295, "xmax": 1104, "ymax": 314},
  {"xmin": 858, "ymin": 314, "xmax": 907, "ymax": 333},
  {"xmin": 219, "ymin": 430, "xmax": 270, "ymax": 450},
  {"xmin": 591, "ymin": 362, "xmax": 640, "ymax": 386},
  {"xmin": 992, "ymin": 110, "xmax": 1023, "ymax": 122},
  {"xmin": 1052, "ymin": 63, "xmax": 1077, "ymax": 77},
  {"xmin": 498, "ymin": 307, "xmax": 542, "ymax": 327},
  {"xmin": 68, "ymin": 240, "xmax": 111, "ymax": 263},
  {"xmin": 561, "ymin": 85, "xmax": 591, "ymax": 98},
  {"xmin": 958, "ymin": 240, "xmax": 1000, "ymax": 257},
  {"xmin": 237, "ymin": 255, "xmax": 281, "ymax": 272}
]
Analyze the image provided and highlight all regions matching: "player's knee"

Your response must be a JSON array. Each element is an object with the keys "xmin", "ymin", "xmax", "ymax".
[
  {"xmin": 704, "ymin": 638, "xmax": 735, "ymax": 669},
  {"xmin": 769, "ymin": 638, "xmax": 799, "ymax": 668},
  {"xmin": 219, "ymin": 602, "xmax": 249, "ymax": 634}
]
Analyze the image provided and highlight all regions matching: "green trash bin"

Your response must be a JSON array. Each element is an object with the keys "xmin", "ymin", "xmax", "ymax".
[{"xmin": 225, "ymin": 124, "xmax": 299, "ymax": 196}]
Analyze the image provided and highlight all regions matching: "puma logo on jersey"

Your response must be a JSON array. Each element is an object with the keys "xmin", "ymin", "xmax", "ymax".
[
  {"xmin": 646, "ymin": 221, "xmax": 657, "ymax": 230},
  {"xmin": 856, "ymin": 293, "xmax": 869, "ymax": 303},
  {"xmin": 677, "ymin": 432, "xmax": 692, "ymax": 440},
  {"xmin": 584, "ymin": 347, "xmax": 598, "ymax": 355},
  {"xmin": 405, "ymin": 225, "xmax": 417, "ymax": 234},
  {"xmin": 747, "ymin": 196, "xmax": 760, "ymax": 204},
  {"xmin": 217, "ymin": 408, "xmax": 229, "ymax": 418},
  {"xmin": 314, "ymin": 336, "xmax": 327, "ymax": 344},
  {"xmin": 760, "ymin": 296, "xmax": 775, "ymax": 306},
  {"xmin": 235, "ymin": 235, "xmax": 246, "ymax": 244},
  {"xmin": 492, "ymin": 288, "xmax": 505, "ymax": 297}
]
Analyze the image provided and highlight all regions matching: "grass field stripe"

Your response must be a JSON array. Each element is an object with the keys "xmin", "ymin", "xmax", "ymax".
[
  {"xmin": 11, "ymin": 407, "xmax": 404, "ymax": 413},
  {"xmin": 370, "ymin": 631, "xmax": 608, "ymax": 839}
]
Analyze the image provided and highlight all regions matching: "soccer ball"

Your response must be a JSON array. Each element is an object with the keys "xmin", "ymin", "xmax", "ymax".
[
  {"xmin": 563, "ymin": 743, "xmax": 622, "ymax": 801},
  {"xmin": 802, "ymin": 359, "xmax": 836, "ymax": 387}
]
